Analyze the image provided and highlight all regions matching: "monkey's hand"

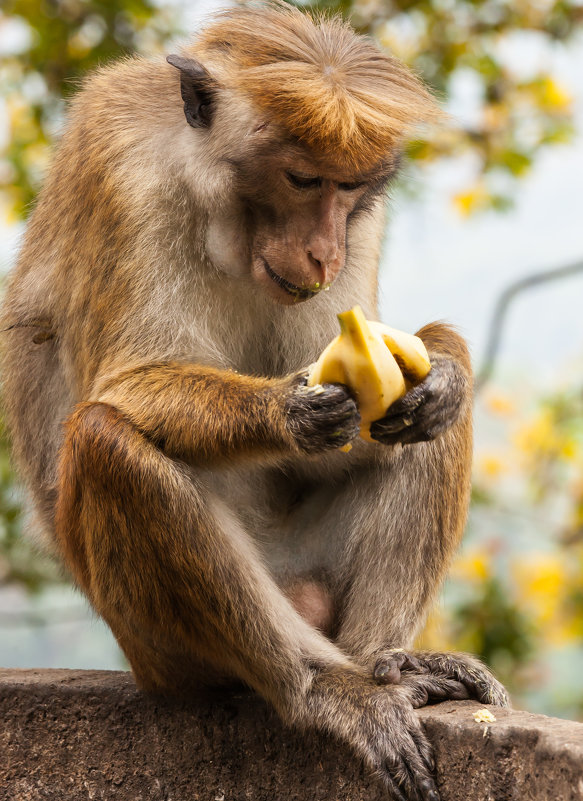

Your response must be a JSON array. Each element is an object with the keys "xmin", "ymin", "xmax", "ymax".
[
  {"xmin": 372, "ymin": 649, "xmax": 510, "ymax": 708},
  {"xmin": 369, "ymin": 356, "xmax": 469, "ymax": 446},
  {"xmin": 284, "ymin": 373, "xmax": 361, "ymax": 453},
  {"xmin": 307, "ymin": 669, "xmax": 440, "ymax": 801}
]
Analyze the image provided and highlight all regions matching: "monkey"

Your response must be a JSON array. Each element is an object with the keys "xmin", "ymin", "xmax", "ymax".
[{"xmin": 0, "ymin": 6, "xmax": 509, "ymax": 800}]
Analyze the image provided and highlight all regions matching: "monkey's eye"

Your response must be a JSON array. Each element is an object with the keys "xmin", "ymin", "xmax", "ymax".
[
  {"xmin": 286, "ymin": 172, "xmax": 321, "ymax": 190},
  {"xmin": 338, "ymin": 180, "xmax": 366, "ymax": 191}
]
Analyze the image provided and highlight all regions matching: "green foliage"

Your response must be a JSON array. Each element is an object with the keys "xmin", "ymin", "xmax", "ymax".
[
  {"xmin": 0, "ymin": 421, "xmax": 60, "ymax": 591},
  {"xmin": 296, "ymin": 0, "xmax": 583, "ymax": 212},
  {"xmin": 0, "ymin": 0, "xmax": 178, "ymax": 217}
]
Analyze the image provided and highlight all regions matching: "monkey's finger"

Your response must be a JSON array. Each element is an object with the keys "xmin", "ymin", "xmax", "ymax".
[
  {"xmin": 414, "ymin": 652, "xmax": 510, "ymax": 707},
  {"xmin": 410, "ymin": 725, "xmax": 436, "ymax": 775},
  {"xmin": 422, "ymin": 677, "xmax": 470, "ymax": 704},
  {"xmin": 383, "ymin": 734, "xmax": 440, "ymax": 801},
  {"xmin": 401, "ymin": 674, "xmax": 470, "ymax": 707},
  {"xmin": 382, "ymin": 383, "xmax": 428, "ymax": 418},
  {"xmin": 299, "ymin": 382, "xmax": 351, "ymax": 407},
  {"xmin": 381, "ymin": 773, "xmax": 408, "ymax": 801},
  {"xmin": 290, "ymin": 368, "xmax": 311, "ymax": 388},
  {"xmin": 374, "ymin": 651, "xmax": 426, "ymax": 684},
  {"xmin": 450, "ymin": 664, "xmax": 508, "ymax": 707},
  {"xmin": 369, "ymin": 423, "xmax": 436, "ymax": 447}
]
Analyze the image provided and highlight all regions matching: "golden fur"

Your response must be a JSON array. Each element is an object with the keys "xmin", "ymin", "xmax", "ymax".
[
  {"xmin": 1, "ymin": 6, "xmax": 507, "ymax": 798},
  {"xmin": 194, "ymin": 4, "xmax": 440, "ymax": 172}
]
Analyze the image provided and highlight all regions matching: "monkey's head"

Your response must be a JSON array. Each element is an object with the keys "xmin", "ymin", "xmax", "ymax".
[{"xmin": 167, "ymin": 5, "xmax": 440, "ymax": 304}]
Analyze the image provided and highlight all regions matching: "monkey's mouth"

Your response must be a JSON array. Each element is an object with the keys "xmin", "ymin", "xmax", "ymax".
[{"xmin": 263, "ymin": 259, "xmax": 318, "ymax": 302}]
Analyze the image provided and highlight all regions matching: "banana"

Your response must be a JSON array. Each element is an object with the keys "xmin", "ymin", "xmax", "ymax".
[
  {"xmin": 307, "ymin": 306, "xmax": 431, "ymax": 442},
  {"xmin": 369, "ymin": 321, "xmax": 431, "ymax": 384}
]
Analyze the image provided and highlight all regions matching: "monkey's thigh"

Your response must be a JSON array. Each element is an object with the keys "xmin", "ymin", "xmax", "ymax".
[{"xmin": 55, "ymin": 402, "xmax": 302, "ymax": 695}]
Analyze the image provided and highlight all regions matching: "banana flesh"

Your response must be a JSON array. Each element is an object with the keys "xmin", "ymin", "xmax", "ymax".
[{"xmin": 307, "ymin": 306, "xmax": 431, "ymax": 442}]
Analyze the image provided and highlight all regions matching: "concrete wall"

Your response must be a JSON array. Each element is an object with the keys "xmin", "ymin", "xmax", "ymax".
[{"xmin": 1, "ymin": 669, "xmax": 583, "ymax": 800}]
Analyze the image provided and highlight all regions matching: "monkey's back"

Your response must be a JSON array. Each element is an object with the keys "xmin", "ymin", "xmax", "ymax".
[{"xmin": 1, "ymin": 58, "xmax": 187, "ymax": 545}]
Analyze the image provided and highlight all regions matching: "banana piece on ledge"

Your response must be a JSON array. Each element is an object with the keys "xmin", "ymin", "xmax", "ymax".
[{"xmin": 307, "ymin": 305, "xmax": 431, "ymax": 443}]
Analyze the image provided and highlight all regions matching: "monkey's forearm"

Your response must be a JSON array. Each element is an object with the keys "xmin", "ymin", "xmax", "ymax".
[
  {"xmin": 337, "ymin": 426, "xmax": 472, "ymax": 662},
  {"xmin": 95, "ymin": 361, "xmax": 360, "ymax": 463},
  {"xmin": 95, "ymin": 362, "xmax": 292, "ymax": 463}
]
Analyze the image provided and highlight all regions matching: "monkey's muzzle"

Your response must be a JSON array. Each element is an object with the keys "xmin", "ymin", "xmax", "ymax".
[{"xmin": 262, "ymin": 259, "xmax": 319, "ymax": 302}]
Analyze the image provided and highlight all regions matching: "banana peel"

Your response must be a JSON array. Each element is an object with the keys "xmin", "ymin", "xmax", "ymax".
[{"xmin": 307, "ymin": 306, "xmax": 431, "ymax": 443}]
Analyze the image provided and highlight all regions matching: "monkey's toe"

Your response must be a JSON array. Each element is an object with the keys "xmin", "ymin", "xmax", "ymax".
[
  {"xmin": 374, "ymin": 649, "xmax": 427, "ymax": 684},
  {"xmin": 402, "ymin": 650, "xmax": 511, "ymax": 708}
]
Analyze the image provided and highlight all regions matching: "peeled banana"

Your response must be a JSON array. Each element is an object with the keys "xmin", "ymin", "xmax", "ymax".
[{"xmin": 307, "ymin": 306, "xmax": 431, "ymax": 442}]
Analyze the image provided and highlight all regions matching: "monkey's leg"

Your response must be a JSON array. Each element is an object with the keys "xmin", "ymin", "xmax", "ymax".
[
  {"xmin": 335, "ymin": 324, "xmax": 509, "ymax": 707},
  {"xmin": 55, "ymin": 402, "xmax": 442, "ymax": 801},
  {"xmin": 332, "ymin": 444, "xmax": 508, "ymax": 707}
]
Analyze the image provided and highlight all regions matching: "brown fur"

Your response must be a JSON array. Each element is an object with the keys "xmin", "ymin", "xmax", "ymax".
[
  {"xmin": 1, "ymin": 7, "xmax": 506, "ymax": 799},
  {"xmin": 195, "ymin": 4, "xmax": 440, "ymax": 173}
]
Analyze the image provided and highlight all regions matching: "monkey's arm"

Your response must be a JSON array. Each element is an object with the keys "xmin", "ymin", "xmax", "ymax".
[{"xmin": 95, "ymin": 362, "xmax": 360, "ymax": 463}]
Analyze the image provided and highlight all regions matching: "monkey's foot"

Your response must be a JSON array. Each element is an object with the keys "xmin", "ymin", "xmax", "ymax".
[
  {"xmin": 372, "ymin": 649, "xmax": 510, "ymax": 707},
  {"xmin": 308, "ymin": 669, "xmax": 441, "ymax": 801}
]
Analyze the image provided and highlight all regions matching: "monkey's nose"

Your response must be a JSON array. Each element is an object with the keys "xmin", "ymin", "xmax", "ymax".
[{"xmin": 307, "ymin": 247, "xmax": 342, "ymax": 285}]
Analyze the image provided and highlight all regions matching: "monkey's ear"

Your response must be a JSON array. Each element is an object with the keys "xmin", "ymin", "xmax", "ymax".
[{"xmin": 166, "ymin": 54, "xmax": 217, "ymax": 129}]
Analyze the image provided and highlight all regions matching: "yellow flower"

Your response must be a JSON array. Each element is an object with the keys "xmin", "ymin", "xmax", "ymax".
[
  {"xmin": 537, "ymin": 78, "xmax": 572, "ymax": 112},
  {"xmin": 453, "ymin": 183, "xmax": 489, "ymax": 217},
  {"xmin": 452, "ymin": 548, "xmax": 491, "ymax": 583},
  {"xmin": 512, "ymin": 555, "xmax": 570, "ymax": 643},
  {"xmin": 8, "ymin": 97, "xmax": 37, "ymax": 143},
  {"xmin": 515, "ymin": 407, "xmax": 580, "ymax": 465},
  {"xmin": 485, "ymin": 392, "xmax": 515, "ymax": 417},
  {"xmin": 478, "ymin": 453, "xmax": 504, "ymax": 479},
  {"xmin": 515, "ymin": 409, "xmax": 556, "ymax": 457}
]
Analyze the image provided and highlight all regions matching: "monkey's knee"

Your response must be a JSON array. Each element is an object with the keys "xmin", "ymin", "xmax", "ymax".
[
  {"xmin": 60, "ymin": 400, "xmax": 162, "ymax": 491},
  {"xmin": 55, "ymin": 401, "xmax": 163, "ymax": 575},
  {"xmin": 64, "ymin": 401, "xmax": 140, "ymax": 463}
]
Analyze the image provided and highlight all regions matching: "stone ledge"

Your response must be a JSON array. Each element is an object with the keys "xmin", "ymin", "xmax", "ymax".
[{"xmin": 1, "ymin": 668, "xmax": 583, "ymax": 800}]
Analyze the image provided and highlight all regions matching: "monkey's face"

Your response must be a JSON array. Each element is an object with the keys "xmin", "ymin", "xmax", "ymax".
[
  {"xmin": 228, "ymin": 145, "xmax": 394, "ymax": 305},
  {"xmin": 166, "ymin": 55, "xmax": 401, "ymax": 304}
]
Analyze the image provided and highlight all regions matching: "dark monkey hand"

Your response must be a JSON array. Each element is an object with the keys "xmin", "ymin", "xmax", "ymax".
[
  {"xmin": 307, "ymin": 669, "xmax": 441, "ymax": 801},
  {"xmin": 372, "ymin": 649, "xmax": 510, "ymax": 708},
  {"xmin": 369, "ymin": 356, "xmax": 470, "ymax": 446},
  {"xmin": 284, "ymin": 372, "xmax": 361, "ymax": 453}
]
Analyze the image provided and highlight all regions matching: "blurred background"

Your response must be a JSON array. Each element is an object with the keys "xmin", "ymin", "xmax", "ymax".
[{"xmin": 0, "ymin": 0, "xmax": 582, "ymax": 719}]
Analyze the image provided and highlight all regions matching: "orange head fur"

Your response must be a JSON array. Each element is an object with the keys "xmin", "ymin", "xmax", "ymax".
[{"xmin": 195, "ymin": 4, "xmax": 441, "ymax": 173}]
